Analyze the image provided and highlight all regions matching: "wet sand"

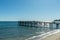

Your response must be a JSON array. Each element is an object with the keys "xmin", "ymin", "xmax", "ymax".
[{"xmin": 42, "ymin": 32, "xmax": 60, "ymax": 40}]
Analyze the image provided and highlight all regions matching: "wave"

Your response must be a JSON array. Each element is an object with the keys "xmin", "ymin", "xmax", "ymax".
[{"xmin": 25, "ymin": 29, "xmax": 60, "ymax": 40}]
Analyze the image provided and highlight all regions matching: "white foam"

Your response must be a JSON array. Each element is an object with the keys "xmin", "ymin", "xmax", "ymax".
[{"xmin": 25, "ymin": 29, "xmax": 60, "ymax": 40}]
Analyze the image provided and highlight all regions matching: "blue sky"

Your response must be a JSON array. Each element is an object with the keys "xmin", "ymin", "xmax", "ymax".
[{"xmin": 0, "ymin": 0, "xmax": 60, "ymax": 21}]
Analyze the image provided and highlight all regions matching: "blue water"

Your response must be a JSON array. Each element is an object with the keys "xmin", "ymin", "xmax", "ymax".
[{"xmin": 0, "ymin": 21, "xmax": 54, "ymax": 40}]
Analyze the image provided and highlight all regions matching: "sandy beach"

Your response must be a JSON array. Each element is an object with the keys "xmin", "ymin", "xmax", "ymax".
[{"xmin": 42, "ymin": 31, "xmax": 60, "ymax": 40}]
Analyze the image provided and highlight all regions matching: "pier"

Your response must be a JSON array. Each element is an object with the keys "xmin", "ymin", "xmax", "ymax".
[
  {"xmin": 18, "ymin": 21, "xmax": 50, "ymax": 27},
  {"xmin": 18, "ymin": 19, "xmax": 60, "ymax": 29},
  {"xmin": 18, "ymin": 21, "xmax": 37, "ymax": 27}
]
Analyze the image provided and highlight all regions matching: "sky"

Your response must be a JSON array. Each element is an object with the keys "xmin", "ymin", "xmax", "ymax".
[{"xmin": 0, "ymin": 0, "xmax": 60, "ymax": 21}]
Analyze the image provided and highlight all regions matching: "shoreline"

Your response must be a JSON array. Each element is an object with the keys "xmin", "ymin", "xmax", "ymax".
[
  {"xmin": 42, "ymin": 29, "xmax": 60, "ymax": 40},
  {"xmin": 25, "ymin": 29, "xmax": 60, "ymax": 40},
  {"xmin": 41, "ymin": 29, "xmax": 60, "ymax": 40}
]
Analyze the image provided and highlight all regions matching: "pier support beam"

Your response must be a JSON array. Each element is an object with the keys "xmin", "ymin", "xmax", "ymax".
[{"xmin": 56, "ymin": 24, "xmax": 59, "ymax": 29}]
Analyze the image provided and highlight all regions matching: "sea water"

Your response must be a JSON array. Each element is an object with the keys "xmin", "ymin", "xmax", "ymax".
[{"xmin": 0, "ymin": 21, "xmax": 55, "ymax": 40}]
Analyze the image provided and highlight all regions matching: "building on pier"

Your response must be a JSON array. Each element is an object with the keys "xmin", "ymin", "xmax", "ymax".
[{"xmin": 50, "ymin": 20, "xmax": 60, "ymax": 29}]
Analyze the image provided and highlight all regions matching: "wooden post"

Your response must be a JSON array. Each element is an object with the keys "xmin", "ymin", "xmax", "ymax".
[{"xmin": 56, "ymin": 24, "xmax": 59, "ymax": 29}]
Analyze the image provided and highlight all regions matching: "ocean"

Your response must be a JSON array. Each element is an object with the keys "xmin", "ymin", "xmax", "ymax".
[{"xmin": 0, "ymin": 21, "xmax": 55, "ymax": 40}]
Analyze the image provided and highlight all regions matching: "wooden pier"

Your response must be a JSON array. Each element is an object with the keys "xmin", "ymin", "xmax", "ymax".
[
  {"xmin": 18, "ymin": 21, "xmax": 37, "ymax": 27},
  {"xmin": 18, "ymin": 21, "xmax": 50, "ymax": 27},
  {"xmin": 18, "ymin": 20, "xmax": 60, "ymax": 30}
]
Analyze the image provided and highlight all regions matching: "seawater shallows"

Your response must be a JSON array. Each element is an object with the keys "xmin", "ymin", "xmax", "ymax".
[{"xmin": 0, "ymin": 21, "xmax": 55, "ymax": 40}]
